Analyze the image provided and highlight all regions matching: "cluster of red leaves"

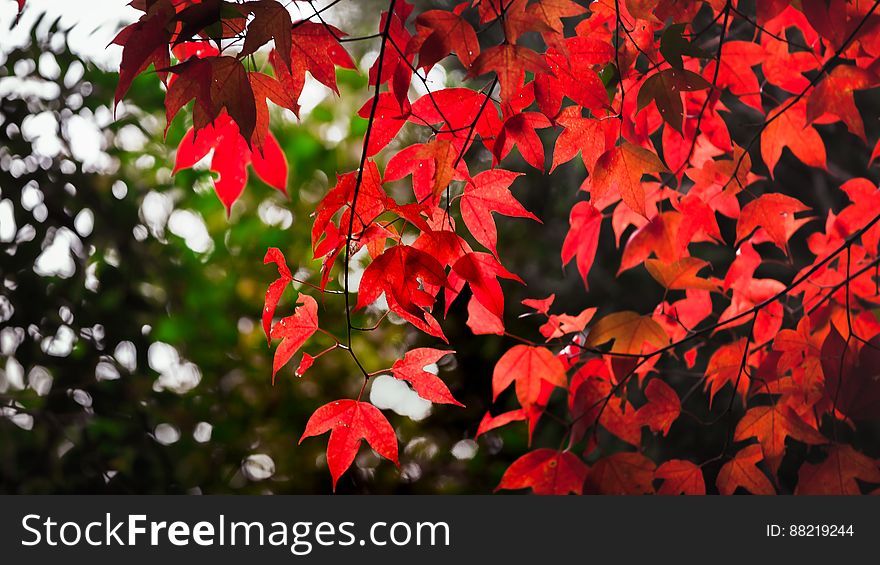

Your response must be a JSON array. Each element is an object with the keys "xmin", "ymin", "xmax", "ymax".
[{"xmin": 111, "ymin": 0, "xmax": 880, "ymax": 493}]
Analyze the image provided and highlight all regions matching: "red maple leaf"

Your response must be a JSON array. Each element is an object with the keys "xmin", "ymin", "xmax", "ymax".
[
  {"xmin": 356, "ymin": 245, "xmax": 450, "ymax": 340},
  {"xmin": 287, "ymin": 21, "xmax": 356, "ymax": 96},
  {"xmin": 262, "ymin": 247, "xmax": 292, "ymax": 343},
  {"xmin": 173, "ymin": 113, "xmax": 287, "ymax": 212},
  {"xmin": 411, "ymin": 10, "xmax": 480, "ymax": 69},
  {"xmin": 269, "ymin": 293, "xmax": 319, "ymax": 380},
  {"xmin": 655, "ymin": 460, "xmax": 706, "ymax": 495},
  {"xmin": 475, "ymin": 409, "xmax": 527, "ymax": 438},
  {"xmin": 733, "ymin": 404, "xmax": 826, "ymax": 476},
  {"xmin": 494, "ymin": 112, "xmax": 552, "ymax": 171},
  {"xmin": 796, "ymin": 444, "xmax": 880, "ymax": 494},
  {"xmin": 113, "ymin": 0, "xmax": 175, "ymax": 108},
  {"xmin": 821, "ymin": 325, "xmax": 880, "ymax": 421},
  {"xmin": 585, "ymin": 452, "xmax": 656, "ymax": 494},
  {"xmin": 735, "ymin": 193, "xmax": 811, "ymax": 252},
  {"xmin": 389, "ymin": 348, "xmax": 463, "ymax": 406},
  {"xmin": 459, "ymin": 169, "xmax": 539, "ymax": 256},
  {"xmin": 716, "ymin": 444, "xmax": 775, "ymax": 495},
  {"xmin": 587, "ymin": 142, "xmax": 669, "ymax": 217},
  {"xmin": 468, "ymin": 44, "xmax": 551, "ymax": 104},
  {"xmin": 761, "ymin": 99, "xmax": 826, "ymax": 176},
  {"xmin": 636, "ymin": 378, "xmax": 681, "ymax": 436},
  {"xmin": 496, "ymin": 449, "xmax": 587, "ymax": 495},
  {"xmin": 493, "ymin": 345, "xmax": 567, "ymax": 409},
  {"xmin": 449, "ymin": 252, "xmax": 523, "ymax": 321},
  {"xmin": 644, "ymin": 257, "xmax": 720, "ymax": 291},
  {"xmin": 561, "ymin": 201, "xmax": 603, "ymax": 289},
  {"xmin": 300, "ymin": 400, "xmax": 398, "ymax": 490},
  {"xmin": 238, "ymin": 0, "xmax": 293, "ymax": 69}
]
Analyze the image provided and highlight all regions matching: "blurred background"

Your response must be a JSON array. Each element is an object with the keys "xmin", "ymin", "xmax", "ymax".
[{"xmin": 1, "ymin": 0, "xmax": 878, "ymax": 494}]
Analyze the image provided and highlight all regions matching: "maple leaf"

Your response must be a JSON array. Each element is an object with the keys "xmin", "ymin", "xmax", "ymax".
[
  {"xmin": 802, "ymin": 0, "xmax": 850, "ymax": 50},
  {"xmin": 761, "ymin": 35, "xmax": 817, "ymax": 94},
  {"xmin": 498, "ymin": 0, "xmax": 553, "ymax": 44},
  {"xmin": 173, "ymin": 113, "xmax": 287, "ymax": 212},
  {"xmin": 494, "ymin": 112, "xmax": 552, "ymax": 171},
  {"xmin": 637, "ymin": 68, "xmax": 711, "ymax": 133},
  {"xmin": 585, "ymin": 452, "xmax": 656, "ymax": 494},
  {"xmin": 761, "ymin": 99, "xmax": 826, "ymax": 176},
  {"xmin": 409, "ymin": 87, "xmax": 497, "ymax": 144},
  {"xmin": 476, "ymin": 409, "xmax": 527, "ymax": 438},
  {"xmin": 806, "ymin": 65, "xmax": 877, "ymax": 143},
  {"xmin": 570, "ymin": 371, "xmax": 641, "ymax": 446},
  {"xmin": 703, "ymin": 40, "xmax": 764, "ymax": 111},
  {"xmin": 772, "ymin": 317, "xmax": 820, "ymax": 374},
  {"xmin": 655, "ymin": 460, "xmax": 706, "ymax": 495},
  {"xmin": 286, "ymin": 21, "xmax": 356, "ymax": 97},
  {"xmin": 248, "ymin": 71, "xmax": 299, "ymax": 148},
  {"xmin": 269, "ymin": 293, "xmax": 319, "ymax": 381},
  {"xmin": 114, "ymin": 0, "xmax": 175, "ymax": 109},
  {"xmin": 412, "ymin": 228, "xmax": 472, "ymax": 271},
  {"xmin": 299, "ymin": 399, "xmax": 398, "ymax": 490},
  {"xmin": 466, "ymin": 297, "xmax": 506, "ymax": 336},
  {"xmin": 449, "ymin": 252, "xmax": 523, "ymax": 320},
  {"xmin": 496, "ymin": 449, "xmax": 587, "ymax": 495},
  {"xmin": 358, "ymin": 92, "xmax": 412, "ymax": 156},
  {"xmin": 734, "ymin": 404, "xmax": 826, "ymax": 476},
  {"xmin": 685, "ymin": 144, "xmax": 754, "ymax": 202},
  {"xmin": 460, "ymin": 169, "xmax": 539, "ymax": 256},
  {"xmin": 561, "ymin": 201, "xmax": 603, "ymax": 289},
  {"xmin": 795, "ymin": 444, "xmax": 880, "ymax": 495},
  {"xmin": 493, "ymin": 345, "xmax": 567, "ymax": 409},
  {"xmin": 716, "ymin": 444, "xmax": 775, "ymax": 495},
  {"xmin": 539, "ymin": 307, "xmax": 597, "ymax": 341},
  {"xmin": 619, "ymin": 211, "xmax": 686, "ymax": 272},
  {"xmin": 636, "ymin": 378, "xmax": 680, "ymax": 436},
  {"xmin": 368, "ymin": 7, "xmax": 414, "ymax": 99},
  {"xmin": 414, "ymin": 138, "xmax": 460, "ymax": 201},
  {"xmin": 262, "ymin": 247, "xmax": 292, "ymax": 344},
  {"xmin": 412, "ymin": 10, "xmax": 480, "ymax": 70},
  {"xmin": 527, "ymin": 0, "xmax": 588, "ymax": 33},
  {"xmin": 389, "ymin": 348, "xmax": 463, "ymax": 406},
  {"xmin": 239, "ymin": 0, "xmax": 293, "ymax": 69},
  {"xmin": 585, "ymin": 311, "xmax": 669, "ymax": 354},
  {"xmin": 355, "ymin": 245, "xmax": 449, "ymax": 340},
  {"xmin": 468, "ymin": 44, "xmax": 551, "ymax": 104},
  {"xmin": 675, "ymin": 193, "xmax": 725, "ymax": 245},
  {"xmin": 172, "ymin": 56, "xmax": 259, "ymax": 144},
  {"xmin": 644, "ymin": 257, "xmax": 720, "ymax": 291},
  {"xmin": 386, "ymin": 140, "xmax": 469, "ymax": 204},
  {"xmin": 522, "ymin": 294, "xmax": 556, "ymax": 315},
  {"xmin": 821, "ymin": 325, "xmax": 880, "ymax": 421},
  {"xmin": 312, "ymin": 161, "xmax": 390, "ymax": 252},
  {"xmin": 704, "ymin": 338, "xmax": 750, "ymax": 405},
  {"xmin": 735, "ymin": 193, "xmax": 810, "ymax": 253},
  {"xmin": 538, "ymin": 44, "xmax": 611, "ymax": 114},
  {"xmin": 587, "ymin": 142, "xmax": 669, "ymax": 217},
  {"xmin": 296, "ymin": 353, "xmax": 315, "ymax": 378},
  {"xmin": 551, "ymin": 107, "xmax": 615, "ymax": 172},
  {"xmin": 163, "ymin": 57, "xmax": 213, "ymax": 137},
  {"xmin": 723, "ymin": 241, "xmax": 761, "ymax": 291}
]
